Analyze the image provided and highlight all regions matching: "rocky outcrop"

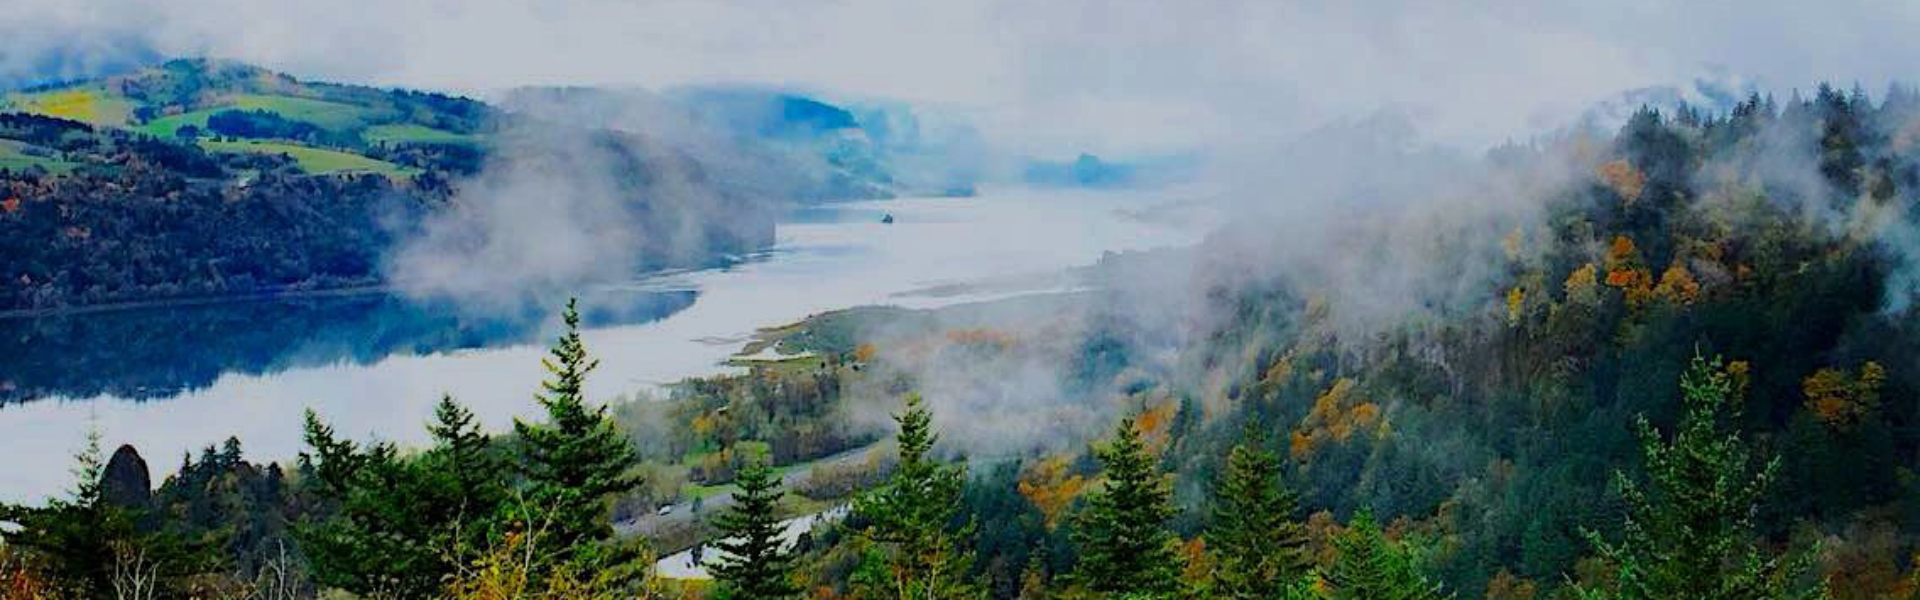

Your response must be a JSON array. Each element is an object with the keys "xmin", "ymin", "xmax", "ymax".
[{"xmin": 101, "ymin": 443, "xmax": 152, "ymax": 509}]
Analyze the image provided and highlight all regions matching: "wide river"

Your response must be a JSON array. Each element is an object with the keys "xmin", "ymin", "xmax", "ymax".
[{"xmin": 0, "ymin": 188, "xmax": 1206, "ymax": 503}]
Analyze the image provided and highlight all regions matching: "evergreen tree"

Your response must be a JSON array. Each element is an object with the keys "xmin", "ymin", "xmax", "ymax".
[
  {"xmin": 1070, "ymin": 417, "xmax": 1181, "ymax": 598},
  {"xmin": 428, "ymin": 394, "xmax": 499, "ymax": 502},
  {"xmin": 1577, "ymin": 355, "xmax": 1827, "ymax": 600},
  {"xmin": 708, "ymin": 453, "xmax": 801, "ymax": 599},
  {"xmin": 296, "ymin": 413, "xmax": 446, "ymax": 599},
  {"xmin": 1323, "ymin": 510, "xmax": 1450, "ymax": 600},
  {"xmin": 1207, "ymin": 423, "xmax": 1310, "ymax": 600},
  {"xmin": 1017, "ymin": 545, "xmax": 1050, "ymax": 600},
  {"xmin": 0, "ymin": 428, "xmax": 127, "ymax": 597},
  {"xmin": 853, "ymin": 392, "xmax": 982, "ymax": 599},
  {"xmin": 423, "ymin": 394, "xmax": 507, "ymax": 564},
  {"xmin": 512, "ymin": 298, "xmax": 641, "ymax": 561}
]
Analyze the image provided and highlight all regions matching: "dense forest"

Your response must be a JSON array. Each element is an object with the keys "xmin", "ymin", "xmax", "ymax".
[{"xmin": 8, "ymin": 83, "xmax": 1920, "ymax": 600}]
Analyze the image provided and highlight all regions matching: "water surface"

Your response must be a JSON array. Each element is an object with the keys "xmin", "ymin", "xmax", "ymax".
[{"xmin": 0, "ymin": 188, "xmax": 1204, "ymax": 503}]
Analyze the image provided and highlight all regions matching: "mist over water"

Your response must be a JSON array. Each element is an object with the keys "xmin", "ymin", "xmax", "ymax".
[{"xmin": 0, "ymin": 188, "xmax": 1206, "ymax": 503}]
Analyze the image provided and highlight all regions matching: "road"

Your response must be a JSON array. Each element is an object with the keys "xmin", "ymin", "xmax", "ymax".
[{"xmin": 614, "ymin": 443, "xmax": 879, "ymax": 551}]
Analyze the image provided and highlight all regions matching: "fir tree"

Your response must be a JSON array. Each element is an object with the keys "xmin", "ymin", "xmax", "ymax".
[
  {"xmin": 853, "ymin": 392, "xmax": 982, "ymax": 599},
  {"xmin": 512, "ymin": 298, "xmax": 641, "ymax": 560},
  {"xmin": 1323, "ymin": 510, "xmax": 1450, "ymax": 600},
  {"xmin": 423, "ymin": 394, "xmax": 506, "ymax": 564},
  {"xmin": 1577, "ymin": 355, "xmax": 1827, "ymax": 600},
  {"xmin": 427, "ymin": 394, "xmax": 498, "ymax": 502},
  {"xmin": 709, "ymin": 453, "xmax": 801, "ymax": 599},
  {"xmin": 0, "ymin": 427, "xmax": 125, "ymax": 597},
  {"xmin": 1207, "ymin": 423, "xmax": 1310, "ymax": 600},
  {"xmin": 1070, "ymin": 417, "xmax": 1181, "ymax": 598},
  {"xmin": 297, "ymin": 413, "xmax": 445, "ymax": 599}
]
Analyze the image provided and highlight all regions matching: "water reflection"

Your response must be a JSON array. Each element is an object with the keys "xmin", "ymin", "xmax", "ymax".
[
  {"xmin": 0, "ymin": 290, "xmax": 698, "ymax": 405},
  {"xmin": 0, "ymin": 189, "xmax": 1211, "ymax": 504}
]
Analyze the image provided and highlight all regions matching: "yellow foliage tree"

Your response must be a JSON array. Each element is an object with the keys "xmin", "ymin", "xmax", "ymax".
[
  {"xmin": 1264, "ymin": 356, "xmax": 1296, "ymax": 385},
  {"xmin": 1506, "ymin": 286, "xmax": 1526, "ymax": 326},
  {"xmin": 1292, "ymin": 379, "xmax": 1383, "ymax": 460},
  {"xmin": 441, "ymin": 526, "xmax": 642, "ymax": 600},
  {"xmin": 1803, "ymin": 361, "xmax": 1886, "ymax": 429},
  {"xmin": 1653, "ymin": 261, "xmax": 1702, "ymax": 305},
  {"xmin": 1133, "ymin": 400, "xmax": 1180, "ymax": 451},
  {"xmin": 1564, "ymin": 263, "xmax": 1601, "ymax": 307}
]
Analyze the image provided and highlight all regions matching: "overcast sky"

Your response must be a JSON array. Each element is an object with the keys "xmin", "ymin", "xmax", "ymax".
[{"xmin": 7, "ymin": 0, "xmax": 1920, "ymax": 155}]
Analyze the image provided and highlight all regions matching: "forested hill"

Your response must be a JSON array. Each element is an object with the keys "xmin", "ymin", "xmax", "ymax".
[
  {"xmin": 0, "ymin": 59, "xmax": 905, "ymax": 313},
  {"xmin": 13, "ymin": 85, "xmax": 1920, "ymax": 599}
]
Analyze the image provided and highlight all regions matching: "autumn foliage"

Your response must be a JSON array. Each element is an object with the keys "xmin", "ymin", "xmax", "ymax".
[
  {"xmin": 1017, "ymin": 454, "xmax": 1089, "ymax": 527},
  {"xmin": 1803, "ymin": 361, "xmax": 1886, "ymax": 429},
  {"xmin": 1598, "ymin": 159, "xmax": 1648, "ymax": 202},
  {"xmin": 0, "ymin": 549, "xmax": 53, "ymax": 600},
  {"xmin": 1291, "ymin": 378, "xmax": 1382, "ymax": 460}
]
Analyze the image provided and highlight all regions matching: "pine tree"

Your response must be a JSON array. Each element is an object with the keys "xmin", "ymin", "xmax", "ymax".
[
  {"xmin": 0, "ymin": 427, "xmax": 124, "ymax": 597},
  {"xmin": 709, "ymin": 454, "xmax": 801, "ymax": 599},
  {"xmin": 513, "ymin": 298, "xmax": 641, "ymax": 559},
  {"xmin": 297, "ymin": 412, "xmax": 446, "ymax": 599},
  {"xmin": 1577, "ymin": 355, "xmax": 1827, "ymax": 600},
  {"xmin": 1207, "ymin": 423, "xmax": 1310, "ymax": 600},
  {"xmin": 1070, "ymin": 417, "xmax": 1181, "ymax": 598},
  {"xmin": 424, "ymin": 394, "xmax": 506, "ymax": 563},
  {"xmin": 853, "ymin": 393, "xmax": 982, "ymax": 599},
  {"xmin": 1323, "ymin": 510, "xmax": 1450, "ymax": 600}
]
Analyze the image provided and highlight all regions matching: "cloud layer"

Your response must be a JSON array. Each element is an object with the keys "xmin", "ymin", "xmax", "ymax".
[{"xmin": 10, "ymin": 1, "xmax": 1920, "ymax": 156}]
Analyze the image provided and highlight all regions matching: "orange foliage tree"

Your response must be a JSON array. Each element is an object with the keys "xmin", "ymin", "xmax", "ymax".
[
  {"xmin": 1291, "ymin": 378, "xmax": 1382, "ymax": 460},
  {"xmin": 1598, "ymin": 159, "xmax": 1647, "ymax": 203},
  {"xmin": 0, "ymin": 546, "xmax": 56, "ymax": 600},
  {"xmin": 1017, "ymin": 454, "xmax": 1089, "ymax": 527},
  {"xmin": 1803, "ymin": 361, "xmax": 1886, "ymax": 429}
]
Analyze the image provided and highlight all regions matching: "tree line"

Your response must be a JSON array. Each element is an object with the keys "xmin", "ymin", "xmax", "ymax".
[{"xmin": 0, "ymin": 298, "xmax": 1834, "ymax": 599}]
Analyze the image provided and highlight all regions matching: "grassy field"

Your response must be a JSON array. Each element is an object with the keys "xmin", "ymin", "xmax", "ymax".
[
  {"xmin": 681, "ymin": 462, "xmax": 806, "ymax": 500},
  {"xmin": 139, "ymin": 94, "xmax": 383, "ymax": 138},
  {"xmin": 0, "ymin": 140, "xmax": 80, "ymax": 174},
  {"xmin": 724, "ymin": 352, "xmax": 828, "ymax": 377},
  {"xmin": 2, "ymin": 86, "xmax": 137, "ymax": 127},
  {"xmin": 199, "ymin": 140, "xmax": 414, "ymax": 177},
  {"xmin": 362, "ymin": 123, "xmax": 476, "ymax": 145}
]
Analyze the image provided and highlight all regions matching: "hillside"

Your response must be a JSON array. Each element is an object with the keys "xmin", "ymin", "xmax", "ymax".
[
  {"xmin": 0, "ymin": 59, "xmax": 913, "ymax": 313},
  {"xmin": 10, "ymin": 86, "xmax": 1920, "ymax": 600}
]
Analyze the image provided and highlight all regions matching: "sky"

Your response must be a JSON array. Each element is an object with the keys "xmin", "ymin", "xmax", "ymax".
[{"xmin": 6, "ymin": 1, "xmax": 1920, "ymax": 158}]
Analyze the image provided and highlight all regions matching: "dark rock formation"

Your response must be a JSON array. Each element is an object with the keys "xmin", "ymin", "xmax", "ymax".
[{"xmin": 101, "ymin": 443, "xmax": 152, "ymax": 508}]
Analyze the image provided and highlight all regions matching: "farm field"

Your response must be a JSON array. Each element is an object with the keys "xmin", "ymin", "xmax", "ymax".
[
  {"xmin": 139, "ymin": 94, "xmax": 383, "ymax": 138},
  {"xmin": 1, "ymin": 86, "xmax": 137, "ymax": 127},
  {"xmin": 362, "ymin": 122, "xmax": 476, "ymax": 145},
  {"xmin": 0, "ymin": 139, "xmax": 79, "ymax": 174},
  {"xmin": 199, "ymin": 139, "xmax": 414, "ymax": 177}
]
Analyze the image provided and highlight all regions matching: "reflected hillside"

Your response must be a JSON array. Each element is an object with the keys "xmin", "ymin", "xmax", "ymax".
[{"xmin": 0, "ymin": 290, "xmax": 696, "ymax": 405}]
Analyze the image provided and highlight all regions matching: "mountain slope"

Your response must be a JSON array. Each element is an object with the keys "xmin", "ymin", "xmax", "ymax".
[{"xmin": 0, "ymin": 59, "xmax": 792, "ymax": 313}]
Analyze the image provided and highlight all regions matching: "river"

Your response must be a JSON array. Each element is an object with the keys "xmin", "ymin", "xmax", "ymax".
[{"xmin": 0, "ymin": 187, "xmax": 1207, "ymax": 503}]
